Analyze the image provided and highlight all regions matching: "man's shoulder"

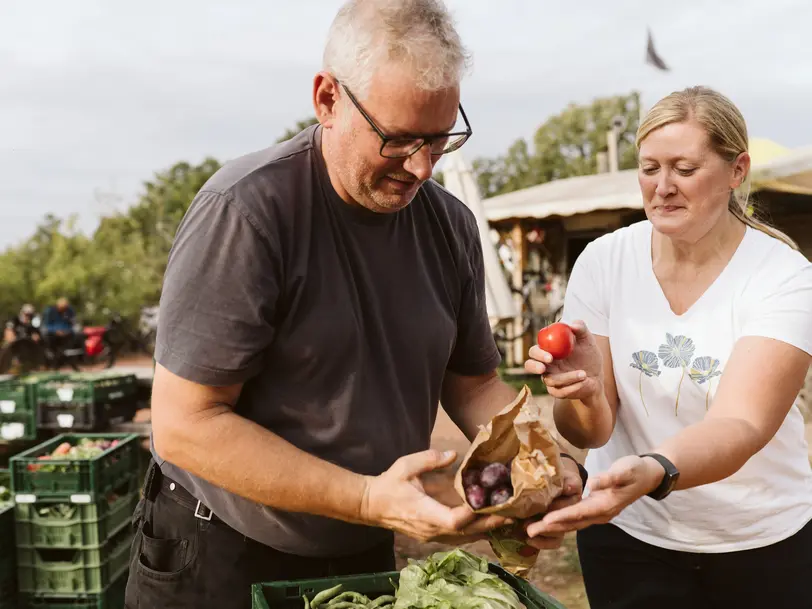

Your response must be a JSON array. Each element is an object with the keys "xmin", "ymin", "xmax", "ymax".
[
  {"xmin": 419, "ymin": 179, "xmax": 479, "ymax": 242},
  {"xmin": 199, "ymin": 126, "xmax": 319, "ymax": 203}
]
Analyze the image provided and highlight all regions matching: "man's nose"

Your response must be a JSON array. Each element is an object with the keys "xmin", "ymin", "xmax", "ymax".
[{"xmin": 403, "ymin": 145, "xmax": 434, "ymax": 182}]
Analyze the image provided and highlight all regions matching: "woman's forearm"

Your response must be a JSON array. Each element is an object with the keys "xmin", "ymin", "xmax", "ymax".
[
  {"xmin": 654, "ymin": 417, "xmax": 764, "ymax": 490},
  {"xmin": 553, "ymin": 389, "xmax": 615, "ymax": 450}
]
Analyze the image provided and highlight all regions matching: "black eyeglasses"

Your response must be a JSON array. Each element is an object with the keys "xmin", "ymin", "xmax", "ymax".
[{"xmin": 338, "ymin": 81, "xmax": 472, "ymax": 159}]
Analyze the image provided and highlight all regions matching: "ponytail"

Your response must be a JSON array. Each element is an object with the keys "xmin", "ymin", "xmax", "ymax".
[{"xmin": 728, "ymin": 190, "xmax": 798, "ymax": 251}]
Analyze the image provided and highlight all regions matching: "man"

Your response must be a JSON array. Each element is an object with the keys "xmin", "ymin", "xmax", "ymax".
[{"xmin": 126, "ymin": 2, "xmax": 584, "ymax": 608}]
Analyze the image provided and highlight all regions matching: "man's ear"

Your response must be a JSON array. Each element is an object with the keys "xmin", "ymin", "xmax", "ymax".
[{"xmin": 313, "ymin": 72, "xmax": 340, "ymax": 129}]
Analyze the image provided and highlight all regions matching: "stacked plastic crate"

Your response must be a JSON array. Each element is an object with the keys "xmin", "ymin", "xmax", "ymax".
[
  {"xmin": 35, "ymin": 373, "xmax": 138, "ymax": 432},
  {"xmin": 0, "ymin": 373, "xmax": 64, "ymax": 443},
  {"xmin": 9, "ymin": 433, "xmax": 141, "ymax": 608},
  {"xmin": 0, "ymin": 469, "xmax": 16, "ymax": 608}
]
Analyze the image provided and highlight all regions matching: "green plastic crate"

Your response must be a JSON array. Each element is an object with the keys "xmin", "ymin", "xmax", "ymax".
[
  {"xmin": 17, "ymin": 567, "xmax": 127, "ymax": 608},
  {"xmin": 16, "ymin": 526, "xmax": 132, "ymax": 596},
  {"xmin": 15, "ymin": 480, "xmax": 139, "ymax": 549},
  {"xmin": 1, "ymin": 409, "xmax": 37, "ymax": 442},
  {"xmin": 36, "ymin": 374, "xmax": 137, "ymax": 408},
  {"xmin": 251, "ymin": 564, "xmax": 568, "ymax": 609},
  {"xmin": 10, "ymin": 434, "xmax": 141, "ymax": 503},
  {"xmin": 0, "ymin": 468, "xmax": 17, "ymax": 609},
  {"xmin": 0, "ymin": 374, "xmax": 66, "ymax": 415}
]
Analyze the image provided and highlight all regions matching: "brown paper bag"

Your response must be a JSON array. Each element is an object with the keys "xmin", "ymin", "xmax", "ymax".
[{"xmin": 453, "ymin": 384, "xmax": 564, "ymax": 576}]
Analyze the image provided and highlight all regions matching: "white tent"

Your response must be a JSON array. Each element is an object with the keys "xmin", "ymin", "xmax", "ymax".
[
  {"xmin": 750, "ymin": 145, "xmax": 812, "ymax": 196},
  {"xmin": 441, "ymin": 150, "xmax": 518, "ymax": 325}
]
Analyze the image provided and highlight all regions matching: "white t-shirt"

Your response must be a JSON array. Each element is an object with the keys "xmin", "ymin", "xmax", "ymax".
[{"xmin": 562, "ymin": 220, "xmax": 812, "ymax": 553}]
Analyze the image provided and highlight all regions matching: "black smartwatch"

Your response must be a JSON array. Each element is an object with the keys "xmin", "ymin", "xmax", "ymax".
[
  {"xmin": 560, "ymin": 453, "xmax": 589, "ymax": 491},
  {"xmin": 640, "ymin": 453, "xmax": 680, "ymax": 501}
]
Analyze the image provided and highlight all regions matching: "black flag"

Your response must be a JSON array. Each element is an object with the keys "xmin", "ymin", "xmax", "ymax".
[{"xmin": 645, "ymin": 28, "xmax": 669, "ymax": 71}]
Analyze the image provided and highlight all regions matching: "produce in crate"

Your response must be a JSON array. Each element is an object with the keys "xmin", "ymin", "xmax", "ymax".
[
  {"xmin": 25, "ymin": 437, "xmax": 120, "ymax": 473},
  {"xmin": 394, "ymin": 549, "xmax": 525, "ymax": 609},
  {"xmin": 0, "ymin": 483, "xmax": 10, "ymax": 506},
  {"xmin": 454, "ymin": 385, "xmax": 564, "ymax": 576},
  {"xmin": 294, "ymin": 550, "xmax": 526, "ymax": 609}
]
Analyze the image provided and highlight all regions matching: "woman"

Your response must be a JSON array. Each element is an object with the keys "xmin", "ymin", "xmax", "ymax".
[{"xmin": 525, "ymin": 86, "xmax": 811, "ymax": 609}]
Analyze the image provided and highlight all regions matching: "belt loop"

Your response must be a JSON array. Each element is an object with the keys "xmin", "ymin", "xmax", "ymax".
[{"xmin": 143, "ymin": 460, "xmax": 163, "ymax": 503}]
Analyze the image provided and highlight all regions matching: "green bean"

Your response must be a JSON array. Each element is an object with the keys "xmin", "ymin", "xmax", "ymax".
[
  {"xmin": 369, "ymin": 595, "xmax": 395, "ymax": 608},
  {"xmin": 303, "ymin": 595, "xmax": 311, "ymax": 609},
  {"xmin": 311, "ymin": 584, "xmax": 344, "ymax": 608},
  {"xmin": 322, "ymin": 603, "xmax": 364, "ymax": 609},
  {"xmin": 327, "ymin": 592, "xmax": 370, "ymax": 605}
]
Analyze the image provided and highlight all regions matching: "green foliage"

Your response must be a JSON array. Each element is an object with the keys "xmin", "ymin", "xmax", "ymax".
[
  {"xmin": 276, "ymin": 117, "xmax": 319, "ymax": 143},
  {"xmin": 0, "ymin": 159, "xmax": 221, "ymax": 324},
  {"xmin": 474, "ymin": 91, "xmax": 641, "ymax": 198}
]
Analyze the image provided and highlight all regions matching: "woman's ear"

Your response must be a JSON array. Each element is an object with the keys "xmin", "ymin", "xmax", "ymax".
[{"xmin": 731, "ymin": 151, "xmax": 751, "ymax": 189}]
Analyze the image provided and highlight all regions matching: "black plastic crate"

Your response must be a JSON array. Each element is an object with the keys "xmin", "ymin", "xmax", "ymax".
[
  {"xmin": 10, "ymin": 434, "xmax": 141, "ymax": 503},
  {"xmin": 37, "ymin": 397, "xmax": 138, "ymax": 432}
]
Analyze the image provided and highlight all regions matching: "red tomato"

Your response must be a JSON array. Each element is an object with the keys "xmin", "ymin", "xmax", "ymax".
[{"xmin": 537, "ymin": 323, "xmax": 575, "ymax": 360}]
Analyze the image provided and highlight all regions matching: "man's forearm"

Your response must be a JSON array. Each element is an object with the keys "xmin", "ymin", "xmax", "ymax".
[
  {"xmin": 553, "ymin": 390, "xmax": 614, "ymax": 450},
  {"xmin": 153, "ymin": 406, "xmax": 370, "ymax": 525},
  {"xmin": 444, "ymin": 373, "xmax": 519, "ymax": 441}
]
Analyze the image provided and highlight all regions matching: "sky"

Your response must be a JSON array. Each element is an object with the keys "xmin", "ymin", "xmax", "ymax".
[{"xmin": 2, "ymin": 0, "xmax": 811, "ymax": 248}]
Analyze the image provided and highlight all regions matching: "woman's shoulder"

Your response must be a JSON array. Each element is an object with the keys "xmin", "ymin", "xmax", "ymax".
[
  {"xmin": 577, "ymin": 220, "xmax": 651, "ymax": 267},
  {"xmin": 742, "ymin": 228, "xmax": 811, "ymax": 287}
]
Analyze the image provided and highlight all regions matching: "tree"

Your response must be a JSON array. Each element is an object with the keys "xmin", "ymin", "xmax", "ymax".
[
  {"xmin": 276, "ymin": 117, "xmax": 319, "ymax": 143},
  {"xmin": 473, "ymin": 91, "xmax": 641, "ymax": 198}
]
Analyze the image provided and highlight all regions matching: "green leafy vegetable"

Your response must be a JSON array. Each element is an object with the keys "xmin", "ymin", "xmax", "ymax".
[{"xmin": 394, "ymin": 549, "xmax": 525, "ymax": 609}]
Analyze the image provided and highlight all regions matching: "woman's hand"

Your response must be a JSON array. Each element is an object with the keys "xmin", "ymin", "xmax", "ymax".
[
  {"xmin": 525, "ymin": 320, "xmax": 604, "ymax": 401},
  {"xmin": 525, "ymin": 455, "xmax": 664, "ymax": 536}
]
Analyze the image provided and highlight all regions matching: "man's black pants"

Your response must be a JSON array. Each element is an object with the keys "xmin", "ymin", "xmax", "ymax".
[
  {"xmin": 124, "ymin": 462, "xmax": 395, "ymax": 609},
  {"xmin": 577, "ymin": 520, "xmax": 812, "ymax": 609}
]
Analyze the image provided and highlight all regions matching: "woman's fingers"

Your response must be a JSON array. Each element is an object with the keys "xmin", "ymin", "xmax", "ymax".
[{"xmin": 543, "ymin": 370, "xmax": 587, "ymax": 388}]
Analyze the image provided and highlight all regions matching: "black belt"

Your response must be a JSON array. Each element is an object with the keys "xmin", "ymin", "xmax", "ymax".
[{"xmin": 143, "ymin": 460, "xmax": 223, "ymax": 524}]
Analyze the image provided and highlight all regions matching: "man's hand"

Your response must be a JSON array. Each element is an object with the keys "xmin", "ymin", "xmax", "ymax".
[
  {"xmin": 362, "ymin": 449, "xmax": 511, "ymax": 544},
  {"xmin": 523, "ymin": 454, "xmax": 585, "ymax": 550}
]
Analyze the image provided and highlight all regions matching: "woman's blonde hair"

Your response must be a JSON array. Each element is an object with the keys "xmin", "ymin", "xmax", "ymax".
[{"xmin": 636, "ymin": 86, "xmax": 797, "ymax": 250}]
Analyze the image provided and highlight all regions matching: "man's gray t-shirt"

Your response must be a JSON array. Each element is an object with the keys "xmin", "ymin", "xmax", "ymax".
[{"xmin": 152, "ymin": 124, "xmax": 501, "ymax": 557}]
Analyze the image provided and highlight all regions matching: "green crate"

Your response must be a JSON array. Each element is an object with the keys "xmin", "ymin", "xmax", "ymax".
[
  {"xmin": 1, "ymin": 409, "xmax": 37, "ymax": 442},
  {"xmin": 251, "ymin": 564, "xmax": 568, "ymax": 609},
  {"xmin": 0, "ymin": 468, "xmax": 17, "ymax": 609},
  {"xmin": 15, "ymin": 480, "xmax": 139, "ymax": 549},
  {"xmin": 11, "ymin": 434, "xmax": 140, "ymax": 503},
  {"xmin": 37, "ymin": 374, "xmax": 137, "ymax": 408},
  {"xmin": 17, "ymin": 526, "xmax": 132, "ymax": 596},
  {"xmin": 0, "ymin": 374, "xmax": 66, "ymax": 415},
  {"xmin": 18, "ymin": 567, "xmax": 127, "ymax": 608}
]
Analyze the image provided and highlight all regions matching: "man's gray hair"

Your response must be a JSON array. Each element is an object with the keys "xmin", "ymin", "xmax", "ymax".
[{"xmin": 323, "ymin": 0, "xmax": 471, "ymax": 99}]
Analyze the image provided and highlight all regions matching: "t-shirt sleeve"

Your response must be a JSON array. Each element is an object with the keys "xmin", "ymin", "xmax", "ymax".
[
  {"xmin": 560, "ymin": 240, "xmax": 610, "ymax": 337},
  {"xmin": 154, "ymin": 190, "xmax": 281, "ymax": 386},
  {"xmin": 446, "ymin": 222, "xmax": 502, "ymax": 376},
  {"xmin": 740, "ymin": 261, "xmax": 812, "ymax": 356}
]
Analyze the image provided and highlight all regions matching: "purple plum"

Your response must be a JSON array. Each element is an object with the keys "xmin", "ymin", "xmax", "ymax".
[
  {"xmin": 462, "ymin": 467, "xmax": 482, "ymax": 488},
  {"xmin": 490, "ymin": 486, "xmax": 513, "ymax": 506},
  {"xmin": 480, "ymin": 462, "xmax": 511, "ymax": 489},
  {"xmin": 465, "ymin": 484, "xmax": 488, "ymax": 510}
]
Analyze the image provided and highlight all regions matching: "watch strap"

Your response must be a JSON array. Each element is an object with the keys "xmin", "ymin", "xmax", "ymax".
[
  {"xmin": 560, "ymin": 452, "xmax": 589, "ymax": 491},
  {"xmin": 640, "ymin": 453, "xmax": 679, "ymax": 500}
]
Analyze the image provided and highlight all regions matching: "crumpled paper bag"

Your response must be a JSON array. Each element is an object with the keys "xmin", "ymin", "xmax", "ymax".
[{"xmin": 454, "ymin": 384, "xmax": 564, "ymax": 576}]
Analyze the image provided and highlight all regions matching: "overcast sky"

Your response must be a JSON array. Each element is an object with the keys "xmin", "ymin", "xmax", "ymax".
[{"xmin": 2, "ymin": 0, "xmax": 810, "ymax": 248}]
